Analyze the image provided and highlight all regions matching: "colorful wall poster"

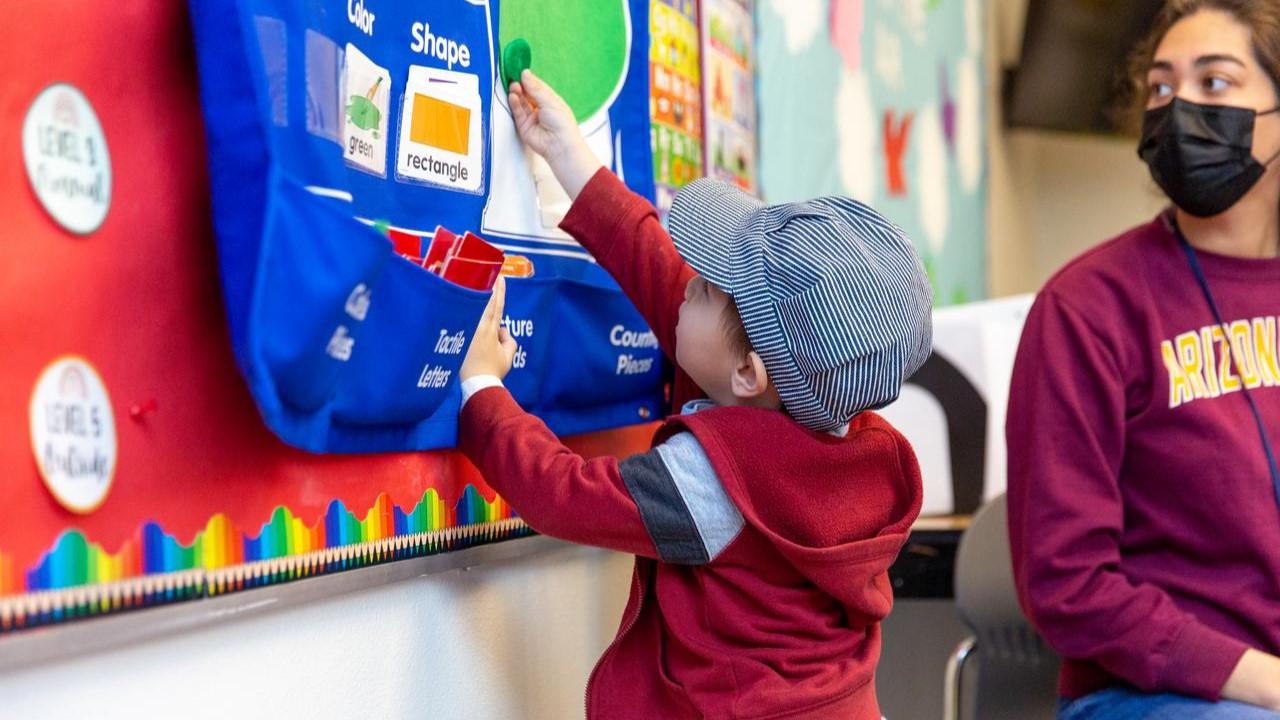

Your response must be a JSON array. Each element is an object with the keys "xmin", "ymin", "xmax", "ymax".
[
  {"xmin": 757, "ymin": 0, "xmax": 988, "ymax": 304},
  {"xmin": 190, "ymin": 0, "xmax": 664, "ymax": 454},
  {"xmin": 0, "ymin": 0, "xmax": 655, "ymax": 632},
  {"xmin": 701, "ymin": 0, "xmax": 758, "ymax": 194},
  {"xmin": 650, "ymin": 0, "xmax": 703, "ymax": 220}
]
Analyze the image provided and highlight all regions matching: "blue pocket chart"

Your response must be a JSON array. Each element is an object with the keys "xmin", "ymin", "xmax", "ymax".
[{"xmin": 189, "ymin": 0, "xmax": 664, "ymax": 453}]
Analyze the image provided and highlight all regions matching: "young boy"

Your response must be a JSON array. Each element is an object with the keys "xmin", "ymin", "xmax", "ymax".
[{"xmin": 458, "ymin": 70, "xmax": 932, "ymax": 720}]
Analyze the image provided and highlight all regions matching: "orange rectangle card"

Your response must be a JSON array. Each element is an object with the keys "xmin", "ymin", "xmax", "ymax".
[{"xmin": 409, "ymin": 93, "xmax": 470, "ymax": 155}]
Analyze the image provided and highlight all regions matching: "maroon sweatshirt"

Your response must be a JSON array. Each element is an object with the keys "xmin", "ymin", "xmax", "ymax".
[
  {"xmin": 458, "ymin": 170, "xmax": 923, "ymax": 718},
  {"xmin": 1007, "ymin": 211, "xmax": 1280, "ymax": 700}
]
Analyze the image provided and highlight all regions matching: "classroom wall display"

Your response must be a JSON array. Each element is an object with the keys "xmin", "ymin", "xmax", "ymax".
[
  {"xmin": 757, "ymin": 0, "xmax": 988, "ymax": 305},
  {"xmin": 0, "ymin": 1, "xmax": 656, "ymax": 632},
  {"xmin": 650, "ymin": 0, "xmax": 704, "ymax": 220},
  {"xmin": 190, "ymin": 0, "xmax": 664, "ymax": 454},
  {"xmin": 701, "ymin": 0, "xmax": 758, "ymax": 194}
]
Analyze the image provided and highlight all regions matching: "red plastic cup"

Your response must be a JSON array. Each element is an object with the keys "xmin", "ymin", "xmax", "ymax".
[
  {"xmin": 450, "ymin": 231, "xmax": 504, "ymax": 264},
  {"xmin": 423, "ymin": 226, "xmax": 459, "ymax": 273},
  {"xmin": 388, "ymin": 228, "xmax": 423, "ymax": 262},
  {"xmin": 440, "ymin": 256, "xmax": 503, "ymax": 291},
  {"xmin": 439, "ymin": 231, "xmax": 504, "ymax": 290}
]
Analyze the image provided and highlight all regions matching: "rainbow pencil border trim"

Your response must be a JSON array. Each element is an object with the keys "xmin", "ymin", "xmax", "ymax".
[{"xmin": 0, "ymin": 485, "xmax": 531, "ymax": 633}]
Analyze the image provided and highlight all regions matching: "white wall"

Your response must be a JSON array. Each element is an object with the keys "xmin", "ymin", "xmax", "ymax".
[
  {"xmin": 991, "ymin": 130, "xmax": 1168, "ymax": 295},
  {"xmin": 0, "ymin": 543, "xmax": 633, "ymax": 719},
  {"xmin": 986, "ymin": 0, "xmax": 1168, "ymax": 296}
]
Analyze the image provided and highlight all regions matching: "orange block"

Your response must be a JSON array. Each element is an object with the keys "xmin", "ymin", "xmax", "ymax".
[
  {"xmin": 500, "ymin": 254, "xmax": 535, "ymax": 279},
  {"xmin": 410, "ymin": 93, "xmax": 470, "ymax": 155}
]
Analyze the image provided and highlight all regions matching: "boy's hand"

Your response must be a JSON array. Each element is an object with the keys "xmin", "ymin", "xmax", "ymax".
[
  {"xmin": 509, "ymin": 70, "xmax": 602, "ymax": 199},
  {"xmin": 461, "ymin": 277, "xmax": 518, "ymax": 382},
  {"xmin": 509, "ymin": 69, "xmax": 577, "ymax": 159}
]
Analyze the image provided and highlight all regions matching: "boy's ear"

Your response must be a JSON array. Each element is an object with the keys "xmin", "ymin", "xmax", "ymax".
[{"xmin": 730, "ymin": 351, "xmax": 771, "ymax": 400}]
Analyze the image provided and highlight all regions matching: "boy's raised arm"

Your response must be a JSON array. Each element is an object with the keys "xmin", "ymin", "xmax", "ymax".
[
  {"xmin": 509, "ymin": 71, "xmax": 693, "ymax": 359},
  {"xmin": 559, "ymin": 168, "xmax": 693, "ymax": 357}
]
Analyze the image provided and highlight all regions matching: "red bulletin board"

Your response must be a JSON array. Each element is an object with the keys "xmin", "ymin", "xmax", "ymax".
[{"xmin": 0, "ymin": 1, "xmax": 654, "ymax": 628}]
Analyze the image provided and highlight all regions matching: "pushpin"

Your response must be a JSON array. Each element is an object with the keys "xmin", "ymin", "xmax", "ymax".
[
  {"xmin": 129, "ymin": 398, "xmax": 158, "ymax": 420},
  {"xmin": 502, "ymin": 38, "xmax": 532, "ymax": 89}
]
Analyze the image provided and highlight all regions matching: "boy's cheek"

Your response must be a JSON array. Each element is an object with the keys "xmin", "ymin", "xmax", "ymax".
[{"xmin": 674, "ymin": 324, "xmax": 693, "ymax": 362}]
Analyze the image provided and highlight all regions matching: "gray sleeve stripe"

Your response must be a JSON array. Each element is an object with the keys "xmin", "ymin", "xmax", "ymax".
[
  {"xmin": 619, "ymin": 451, "xmax": 709, "ymax": 565},
  {"xmin": 654, "ymin": 433, "xmax": 745, "ymax": 562}
]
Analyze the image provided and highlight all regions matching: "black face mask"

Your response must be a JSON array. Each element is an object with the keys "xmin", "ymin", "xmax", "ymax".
[{"xmin": 1137, "ymin": 97, "xmax": 1280, "ymax": 218}]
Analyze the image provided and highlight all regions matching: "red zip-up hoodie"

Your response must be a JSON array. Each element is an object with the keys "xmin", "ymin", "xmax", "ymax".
[{"xmin": 457, "ymin": 170, "xmax": 922, "ymax": 719}]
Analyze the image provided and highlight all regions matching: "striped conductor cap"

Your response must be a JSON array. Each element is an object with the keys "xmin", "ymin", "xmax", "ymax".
[{"xmin": 668, "ymin": 179, "xmax": 933, "ymax": 432}]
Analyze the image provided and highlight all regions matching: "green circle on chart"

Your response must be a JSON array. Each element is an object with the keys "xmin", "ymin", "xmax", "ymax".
[
  {"xmin": 497, "ymin": 0, "xmax": 629, "ymax": 122},
  {"xmin": 502, "ymin": 39, "xmax": 532, "ymax": 90}
]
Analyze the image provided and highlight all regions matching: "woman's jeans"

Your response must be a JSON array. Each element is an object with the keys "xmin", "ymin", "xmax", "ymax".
[{"xmin": 1059, "ymin": 688, "xmax": 1280, "ymax": 719}]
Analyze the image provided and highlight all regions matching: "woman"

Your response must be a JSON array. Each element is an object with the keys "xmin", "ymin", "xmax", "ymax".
[{"xmin": 1007, "ymin": 1, "xmax": 1280, "ymax": 717}]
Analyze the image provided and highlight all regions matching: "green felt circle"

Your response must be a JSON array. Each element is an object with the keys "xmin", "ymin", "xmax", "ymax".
[
  {"xmin": 497, "ymin": 0, "xmax": 629, "ymax": 122},
  {"xmin": 501, "ymin": 39, "xmax": 532, "ymax": 90}
]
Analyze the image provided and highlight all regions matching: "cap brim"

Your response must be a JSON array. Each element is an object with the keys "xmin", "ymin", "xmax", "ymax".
[{"xmin": 667, "ymin": 179, "xmax": 765, "ymax": 295}]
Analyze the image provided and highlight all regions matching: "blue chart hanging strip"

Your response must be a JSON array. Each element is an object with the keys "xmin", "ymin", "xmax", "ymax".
[{"xmin": 188, "ymin": 0, "xmax": 664, "ymax": 453}]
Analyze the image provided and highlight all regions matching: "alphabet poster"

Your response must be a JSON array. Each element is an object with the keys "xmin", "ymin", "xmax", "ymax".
[
  {"xmin": 701, "ymin": 0, "xmax": 758, "ymax": 194},
  {"xmin": 650, "ymin": 0, "xmax": 704, "ymax": 219}
]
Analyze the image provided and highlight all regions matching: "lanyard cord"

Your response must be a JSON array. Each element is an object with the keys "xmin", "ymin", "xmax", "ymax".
[{"xmin": 1173, "ymin": 222, "xmax": 1280, "ymax": 504}]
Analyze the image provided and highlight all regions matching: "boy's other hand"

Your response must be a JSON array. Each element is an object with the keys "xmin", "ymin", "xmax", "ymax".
[
  {"xmin": 461, "ymin": 277, "xmax": 518, "ymax": 383},
  {"xmin": 509, "ymin": 70, "xmax": 602, "ymax": 199}
]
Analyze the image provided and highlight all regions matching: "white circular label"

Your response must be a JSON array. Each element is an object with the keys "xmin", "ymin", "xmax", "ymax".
[
  {"xmin": 29, "ymin": 357, "xmax": 117, "ymax": 514},
  {"xmin": 21, "ymin": 83, "xmax": 112, "ymax": 235}
]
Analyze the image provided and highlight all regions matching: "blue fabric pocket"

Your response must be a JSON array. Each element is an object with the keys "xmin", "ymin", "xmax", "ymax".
[
  {"xmin": 245, "ymin": 171, "xmax": 488, "ymax": 451},
  {"xmin": 535, "ymin": 270, "xmax": 665, "ymax": 433}
]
